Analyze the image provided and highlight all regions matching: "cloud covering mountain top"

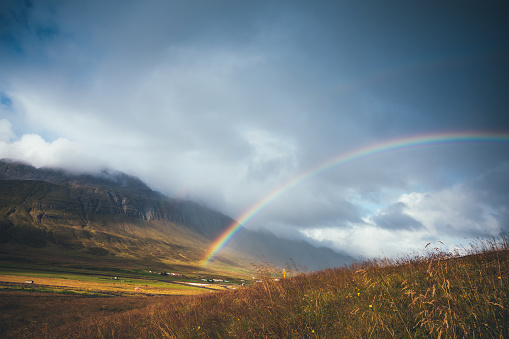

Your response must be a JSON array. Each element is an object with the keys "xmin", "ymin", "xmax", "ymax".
[{"xmin": 1, "ymin": 0, "xmax": 508, "ymax": 257}]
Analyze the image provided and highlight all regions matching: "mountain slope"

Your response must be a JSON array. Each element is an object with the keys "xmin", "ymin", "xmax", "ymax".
[
  {"xmin": 0, "ymin": 160, "xmax": 243, "ymax": 271},
  {"xmin": 226, "ymin": 228, "xmax": 353, "ymax": 271},
  {"xmin": 0, "ymin": 159, "xmax": 353, "ymax": 271},
  {"xmin": 0, "ymin": 178, "xmax": 219, "ymax": 265}
]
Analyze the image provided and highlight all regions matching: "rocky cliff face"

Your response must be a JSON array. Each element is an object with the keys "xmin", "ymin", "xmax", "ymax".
[
  {"xmin": 0, "ymin": 160, "xmax": 236, "ymax": 266},
  {"xmin": 0, "ymin": 160, "xmax": 232, "ymax": 238}
]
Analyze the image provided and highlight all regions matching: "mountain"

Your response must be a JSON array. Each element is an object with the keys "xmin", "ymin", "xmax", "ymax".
[
  {"xmin": 0, "ymin": 159, "xmax": 353, "ymax": 271},
  {"xmin": 226, "ymin": 229, "xmax": 353, "ymax": 271},
  {"xmin": 0, "ymin": 159, "xmax": 152, "ymax": 192}
]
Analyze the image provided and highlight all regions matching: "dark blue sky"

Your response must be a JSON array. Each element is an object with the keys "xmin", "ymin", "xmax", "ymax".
[{"xmin": 0, "ymin": 0, "xmax": 508, "ymax": 256}]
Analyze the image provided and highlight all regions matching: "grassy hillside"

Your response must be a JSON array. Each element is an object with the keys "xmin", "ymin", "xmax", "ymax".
[
  {"xmin": 3, "ymin": 235, "xmax": 507, "ymax": 338},
  {"xmin": 0, "ymin": 177, "xmax": 255, "ymax": 273}
]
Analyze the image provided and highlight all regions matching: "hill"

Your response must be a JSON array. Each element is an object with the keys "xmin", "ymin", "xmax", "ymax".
[
  {"xmin": 2, "ymin": 235, "xmax": 507, "ymax": 338},
  {"xmin": 0, "ymin": 159, "xmax": 353, "ymax": 273}
]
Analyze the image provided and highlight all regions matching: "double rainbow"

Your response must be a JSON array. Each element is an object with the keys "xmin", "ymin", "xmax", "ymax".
[{"xmin": 200, "ymin": 131, "xmax": 509, "ymax": 266}]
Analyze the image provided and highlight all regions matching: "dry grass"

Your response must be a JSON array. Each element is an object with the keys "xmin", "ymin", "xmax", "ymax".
[
  {"xmin": 2, "ymin": 234, "xmax": 508, "ymax": 338},
  {"xmin": 0, "ymin": 290, "xmax": 163, "ymax": 338}
]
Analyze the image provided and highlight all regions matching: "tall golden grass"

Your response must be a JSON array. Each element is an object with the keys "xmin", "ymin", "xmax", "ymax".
[{"xmin": 5, "ymin": 233, "xmax": 509, "ymax": 338}]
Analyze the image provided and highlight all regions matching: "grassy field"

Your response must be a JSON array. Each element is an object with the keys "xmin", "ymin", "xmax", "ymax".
[
  {"xmin": 1, "ymin": 235, "xmax": 508, "ymax": 338},
  {"xmin": 0, "ymin": 273, "xmax": 212, "ymax": 296},
  {"xmin": 0, "ymin": 264, "xmax": 245, "ymax": 296}
]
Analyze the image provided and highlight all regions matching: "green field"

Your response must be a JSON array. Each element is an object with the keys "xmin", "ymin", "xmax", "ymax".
[{"xmin": 0, "ymin": 264, "xmax": 248, "ymax": 297}]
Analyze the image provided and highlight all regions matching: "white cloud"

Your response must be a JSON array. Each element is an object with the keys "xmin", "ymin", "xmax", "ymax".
[
  {"xmin": 301, "ymin": 226, "xmax": 430, "ymax": 258},
  {"xmin": 300, "ymin": 168, "xmax": 507, "ymax": 258},
  {"xmin": 399, "ymin": 187, "xmax": 500, "ymax": 236},
  {"xmin": 241, "ymin": 128, "xmax": 298, "ymax": 181},
  {"xmin": 0, "ymin": 132, "xmax": 105, "ymax": 173},
  {"xmin": 0, "ymin": 119, "xmax": 16, "ymax": 142}
]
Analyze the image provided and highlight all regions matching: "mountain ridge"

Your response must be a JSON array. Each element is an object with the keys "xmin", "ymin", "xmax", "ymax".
[
  {"xmin": 0, "ymin": 159, "xmax": 354, "ymax": 271},
  {"xmin": 0, "ymin": 158, "xmax": 153, "ymax": 192}
]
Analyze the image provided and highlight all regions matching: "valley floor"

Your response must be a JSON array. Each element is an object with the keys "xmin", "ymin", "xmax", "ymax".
[{"xmin": 1, "ymin": 237, "xmax": 508, "ymax": 338}]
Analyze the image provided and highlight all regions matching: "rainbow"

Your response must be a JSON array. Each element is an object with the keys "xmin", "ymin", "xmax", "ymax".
[
  {"xmin": 172, "ymin": 52, "xmax": 472, "ymax": 202},
  {"xmin": 200, "ymin": 131, "xmax": 509, "ymax": 266}
]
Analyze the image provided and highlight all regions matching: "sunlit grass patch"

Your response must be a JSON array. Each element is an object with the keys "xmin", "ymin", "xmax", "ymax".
[
  {"xmin": 106, "ymin": 234, "xmax": 509, "ymax": 337},
  {"xmin": 0, "ymin": 271, "xmax": 209, "ymax": 297}
]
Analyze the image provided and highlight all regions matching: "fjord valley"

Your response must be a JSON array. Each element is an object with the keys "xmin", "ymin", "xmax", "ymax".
[
  {"xmin": 2, "ymin": 0, "xmax": 508, "ymax": 337},
  {"xmin": 0, "ymin": 159, "xmax": 507, "ymax": 338}
]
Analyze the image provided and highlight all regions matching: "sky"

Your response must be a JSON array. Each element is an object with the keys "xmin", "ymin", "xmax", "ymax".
[{"xmin": 1, "ymin": 0, "xmax": 508, "ymax": 258}]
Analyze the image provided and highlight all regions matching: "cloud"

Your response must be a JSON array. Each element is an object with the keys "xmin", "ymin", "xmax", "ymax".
[
  {"xmin": 471, "ymin": 163, "xmax": 509, "ymax": 229},
  {"xmin": 399, "ymin": 185, "xmax": 502, "ymax": 238},
  {"xmin": 300, "ymin": 163, "xmax": 509, "ymax": 257},
  {"xmin": 0, "ymin": 124, "xmax": 105, "ymax": 173},
  {"xmin": 241, "ymin": 129, "xmax": 298, "ymax": 181},
  {"xmin": 0, "ymin": 119, "xmax": 16, "ymax": 142},
  {"xmin": 301, "ymin": 226, "xmax": 431, "ymax": 258},
  {"xmin": 0, "ymin": 1, "xmax": 508, "ymax": 259},
  {"xmin": 370, "ymin": 202, "xmax": 425, "ymax": 231}
]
